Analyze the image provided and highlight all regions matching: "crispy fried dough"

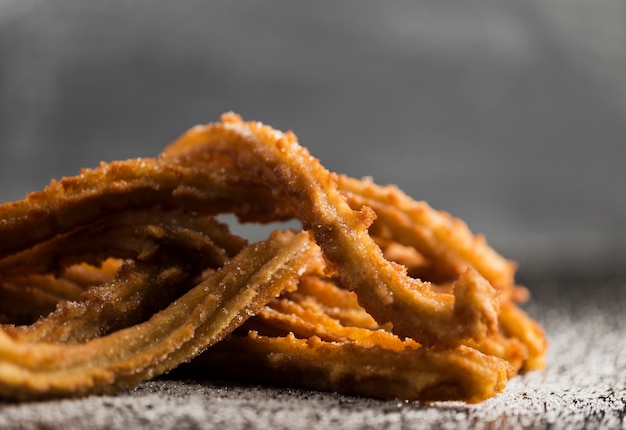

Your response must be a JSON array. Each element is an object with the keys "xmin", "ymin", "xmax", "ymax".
[
  {"xmin": 162, "ymin": 113, "xmax": 500, "ymax": 347},
  {"xmin": 0, "ymin": 113, "xmax": 547, "ymax": 402},
  {"xmin": 187, "ymin": 332, "xmax": 513, "ymax": 404},
  {"xmin": 0, "ymin": 226, "xmax": 321, "ymax": 400}
]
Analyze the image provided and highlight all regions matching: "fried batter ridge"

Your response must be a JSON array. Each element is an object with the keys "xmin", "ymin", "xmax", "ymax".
[{"xmin": 0, "ymin": 113, "xmax": 547, "ymax": 402}]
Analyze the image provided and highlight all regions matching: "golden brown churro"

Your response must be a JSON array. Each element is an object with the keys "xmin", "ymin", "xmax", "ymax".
[
  {"xmin": 0, "ymin": 113, "xmax": 547, "ymax": 402},
  {"xmin": 0, "ymin": 229, "xmax": 321, "ymax": 400}
]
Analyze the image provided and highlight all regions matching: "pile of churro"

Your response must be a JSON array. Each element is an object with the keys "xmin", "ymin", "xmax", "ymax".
[{"xmin": 0, "ymin": 113, "xmax": 546, "ymax": 403}]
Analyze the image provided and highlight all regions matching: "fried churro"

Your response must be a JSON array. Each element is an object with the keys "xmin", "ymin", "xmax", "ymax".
[{"xmin": 0, "ymin": 113, "xmax": 546, "ymax": 402}]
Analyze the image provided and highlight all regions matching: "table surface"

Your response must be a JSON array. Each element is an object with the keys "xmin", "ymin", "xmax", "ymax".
[{"xmin": 1, "ymin": 274, "xmax": 624, "ymax": 430}]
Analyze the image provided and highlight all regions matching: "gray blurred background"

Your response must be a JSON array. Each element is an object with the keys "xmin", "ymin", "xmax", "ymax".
[{"xmin": 1, "ymin": 0, "xmax": 625, "ymax": 279}]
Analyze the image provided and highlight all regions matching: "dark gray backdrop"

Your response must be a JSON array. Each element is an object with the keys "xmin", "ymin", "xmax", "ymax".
[{"xmin": 2, "ymin": 0, "xmax": 625, "ymax": 277}]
